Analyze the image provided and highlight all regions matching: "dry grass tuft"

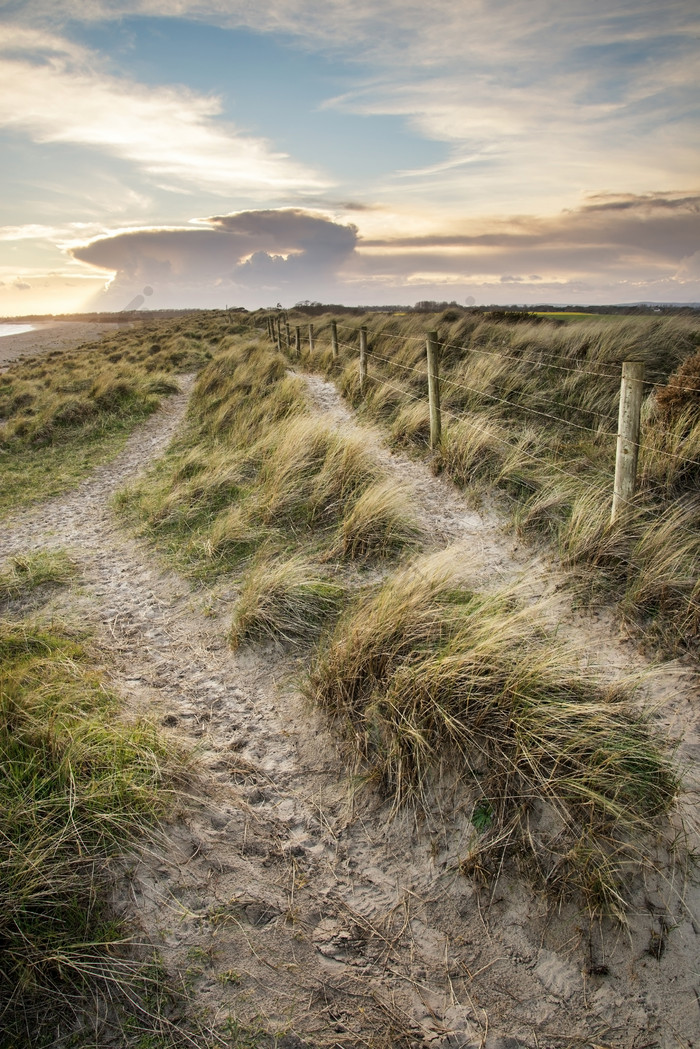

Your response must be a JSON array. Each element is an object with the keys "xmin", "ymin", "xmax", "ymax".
[
  {"xmin": 307, "ymin": 551, "xmax": 680, "ymax": 914},
  {"xmin": 230, "ymin": 554, "xmax": 346, "ymax": 648},
  {"xmin": 330, "ymin": 478, "xmax": 421, "ymax": 560},
  {"xmin": 0, "ymin": 549, "xmax": 76, "ymax": 604}
]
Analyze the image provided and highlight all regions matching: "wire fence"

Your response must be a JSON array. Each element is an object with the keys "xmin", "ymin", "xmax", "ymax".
[
  {"xmin": 259, "ymin": 312, "xmax": 700, "ymax": 518},
  {"xmin": 253, "ymin": 312, "xmax": 699, "ymax": 630}
]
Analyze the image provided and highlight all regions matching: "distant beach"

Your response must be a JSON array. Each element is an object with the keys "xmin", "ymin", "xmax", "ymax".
[{"xmin": 0, "ymin": 320, "xmax": 128, "ymax": 370}]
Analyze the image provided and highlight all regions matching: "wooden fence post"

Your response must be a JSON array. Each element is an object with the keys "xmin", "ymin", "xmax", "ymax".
[
  {"xmin": 275, "ymin": 316, "xmax": 282, "ymax": 353},
  {"xmin": 331, "ymin": 320, "xmax": 339, "ymax": 359},
  {"xmin": 295, "ymin": 326, "xmax": 301, "ymax": 358},
  {"xmin": 285, "ymin": 320, "xmax": 291, "ymax": 353},
  {"xmin": 611, "ymin": 361, "xmax": 645, "ymax": 523},
  {"xmin": 266, "ymin": 317, "xmax": 273, "ymax": 341},
  {"xmin": 359, "ymin": 326, "xmax": 368, "ymax": 395},
  {"xmin": 426, "ymin": 330, "xmax": 442, "ymax": 449},
  {"xmin": 308, "ymin": 324, "xmax": 315, "ymax": 353}
]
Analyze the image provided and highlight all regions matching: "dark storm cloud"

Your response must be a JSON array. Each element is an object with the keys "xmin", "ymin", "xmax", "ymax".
[
  {"xmin": 208, "ymin": 209, "xmax": 357, "ymax": 271},
  {"xmin": 70, "ymin": 194, "xmax": 700, "ymax": 308}
]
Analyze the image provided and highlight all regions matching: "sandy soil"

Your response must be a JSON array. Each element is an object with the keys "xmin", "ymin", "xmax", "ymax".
[
  {"xmin": 1, "ymin": 335, "xmax": 699, "ymax": 1048},
  {"xmin": 0, "ymin": 320, "xmax": 129, "ymax": 370}
]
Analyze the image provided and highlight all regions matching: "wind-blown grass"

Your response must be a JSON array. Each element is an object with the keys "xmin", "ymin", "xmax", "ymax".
[
  {"xmin": 0, "ymin": 618, "xmax": 185, "ymax": 1044},
  {"xmin": 230, "ymin": 553, "xmax": 347, "ymax": 648},
  {"xmin": 0, "ymin": 549, "xmax": 76, "ymax": 605},
  {"xmin": 119, "ymin": 338, "xmax": 421, "ymax": 585},
  {"xmin": 0, "ymin": 313, "xmax": 223, "ymax": 514},
  {"xmin": 302, "ymin": 310, "xmax": 700, "ymax": 657},
  {"xmin": 307, "ymin": 551, "xmax": 680, "ymax": 915}
]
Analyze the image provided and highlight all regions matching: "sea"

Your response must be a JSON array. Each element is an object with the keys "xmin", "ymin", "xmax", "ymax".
[{"xmin": 0, "ymin": 324, "xmax": 35, "ymax": 338}]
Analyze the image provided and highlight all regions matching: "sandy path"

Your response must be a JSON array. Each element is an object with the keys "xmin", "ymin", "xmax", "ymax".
[{"xmin": 2, "ymin": 366, "xmax": 699, "ymax": 1048}]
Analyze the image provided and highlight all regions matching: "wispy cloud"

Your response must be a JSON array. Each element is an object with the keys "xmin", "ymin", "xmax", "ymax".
[
  {"xmin": 0, "ymin": 26, "xmax": 329, "ymax": 197},
  {"xmin": 353, "ymin": 193, "xmax": 700, "ymax": 288},
  {"xmin": 4, "ymin": 4, "xmax": 698, "ymax": 215},
  {"xmin": 2, "ymin": 2, "xmax": 698, "ymax": 310},
  {"xmin": 0, "ymin": 221, "xmax": 110, "ymax": 243}
]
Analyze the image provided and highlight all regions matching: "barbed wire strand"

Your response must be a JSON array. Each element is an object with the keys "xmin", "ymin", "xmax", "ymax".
[
  {"xmin": 362, "ymin": 345, "xmax": 700, "ymax": 465},
  {"xmin": 338, "ymin": 350, "xmax": 700, "ymax": 545},
  {"xmin": 337, "ymin": 322, "xmax": 625, "ymax": 381},
  {"xmin": 273, "ymin": 327, "xmax": 700, "ymax": 469},
  {"xmin": 367, "ymin": 349, "xmax": 619, "ymax": 438},
  {"xmin": 265, "ymin": 327, "xmax": 700, "ymax": 552}
]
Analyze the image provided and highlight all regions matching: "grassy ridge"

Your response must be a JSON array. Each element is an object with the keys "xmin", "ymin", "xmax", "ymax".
[
  {"xmin": 303, "ymin": 311, "xmax": 700, "ymax": 656},
  {"xmin": 117, "ymin": 336, "xmax": 421, "ymax": 646},
  {"xmin": 3, "ymin": 304, "xmax": 685, "ymax": 1023},
  {"xmin": 116, "ymin": 318, "xmax": 685, "ymax": 915}
]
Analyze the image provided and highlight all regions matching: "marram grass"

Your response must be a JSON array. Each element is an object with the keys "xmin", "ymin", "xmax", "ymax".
[
  {"xmin": 230, "ymin": 553, "xmax": 347, "ymax": 648},
  {"xmin": 307, "ymin": 551, "xmax": 679, "ymax": 914},
  {"xmin": 0, "ymin": 313, "xmax": 220, "ymax": 514},
  {"xmin": 120, "ymin": 338, "xmax": 422, "ymax": 578},
  {"xmin": 0, "ymin": 549, "xmax": 76, "ymax": 604},
  {"xmin": 307, "ymin": 310, "xmax": 700, "ymax": 658},
  {"xmin": 0, "ymin": 618, "xmax": 185, "ymax": 1042}
]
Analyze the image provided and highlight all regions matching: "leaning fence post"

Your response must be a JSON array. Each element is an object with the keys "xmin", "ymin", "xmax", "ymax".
[
  {"xmin": 275, "ymin": 316, "xmax": 282, "ymax": 353},
  {"xmin": 285, "ymin": 320, "xmax": 291, "ymax": 353},
  {"xmin": 426, "ymin": 330, "xmax": 442, "ymax": 448},
  {"xmin": 359, "ymin": 326, "xmax": 368, "ymax": 395},
  {"xmin": 308, "ymin": 324, "xmax": 315, "ymax": 353},
  {"xmin": 611, "ymin": 360, "xmax": 645, "ymax": 523},
  {"xmin": 295, "ymin": 326, "xmax": 301, "ymax": 358},
  {"xmin": 331, "ymin": 320, "xmax": 339, "ymax": 359}
]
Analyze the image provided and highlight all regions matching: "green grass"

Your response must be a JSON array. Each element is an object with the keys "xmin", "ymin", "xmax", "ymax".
[
  {"xmin": 307, "ymin": 551, "xmax": 680, "ymax": 916},
  {"xmin": 0, "ymin": 408, "xmax": 162, "ymax": 515},
  {"xmin": 118, "ymin": 337, "xmax": 421, "ymax": 643},
  {"xmin": 0, "ymin": 549, "xmax": 76, "ymax": 604},
  {"xmin": 0, "ymin": 617, "xmax": 190, "ymax": 1045},
  {"xmin": 0, "ymin": 312, "xmax": 228, "ymax": 515}
]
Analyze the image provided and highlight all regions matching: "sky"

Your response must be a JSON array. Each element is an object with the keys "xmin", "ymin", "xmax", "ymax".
[{"xmin": 0, "ymin": 0, "xmax": 699, "ymax": 314}]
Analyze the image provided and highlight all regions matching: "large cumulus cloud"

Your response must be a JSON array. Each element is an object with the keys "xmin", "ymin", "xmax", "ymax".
[{"xmin": 72, "ymin": 209, "xmax": 358, "ymax": 307}]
